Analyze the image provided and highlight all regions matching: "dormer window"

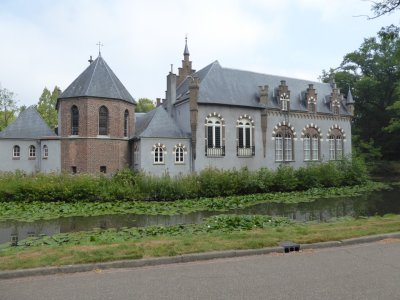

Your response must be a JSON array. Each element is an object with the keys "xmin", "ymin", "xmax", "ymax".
[
  {"xmin": 280, "ymin": 93, "xmax": 290, "ymax": 111},
  {"xmin": 332, "ymin": 100, "xmax": 340, "ymax": 115},
  {"xmin": 308, "ymin": 97, "xmax": 316, "ymax": 113}
]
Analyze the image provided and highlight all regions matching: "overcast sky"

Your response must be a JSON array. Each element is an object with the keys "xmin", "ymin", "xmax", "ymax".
[{"xmin": 0, "ymin": 0, "xmax": 399, "ymax": 107}]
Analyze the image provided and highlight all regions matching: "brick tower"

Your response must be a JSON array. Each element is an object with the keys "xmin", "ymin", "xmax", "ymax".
[{"xmin": 56, "ymin": 54, "xmax": 136, "ymax": 174}]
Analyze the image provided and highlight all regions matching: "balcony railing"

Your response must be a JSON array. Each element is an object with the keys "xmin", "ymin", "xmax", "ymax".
[
  {"xmin": 237, "ymin": 146, "xmax": 255, "ymax": 157},
  {"xmin": 205, "ymin": 146, "xmax": 225, "ymax": 157}
]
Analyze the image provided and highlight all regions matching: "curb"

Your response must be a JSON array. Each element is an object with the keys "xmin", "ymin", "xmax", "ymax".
[{"xmin": 1, "ymin": 232, "xmax": 399, "ymax": 280}]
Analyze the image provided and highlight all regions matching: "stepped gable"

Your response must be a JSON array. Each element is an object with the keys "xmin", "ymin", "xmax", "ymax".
[
  {"xmin": 58, "ymin": 55, "xmax": 135, "ymax": 104},
  {"xmin": 0, "ymin": 106, "xmax": 56, "ymax": 138},
  {"xmin": 176, "ymin": 61, "xmax": 351, "ymax": 115}
]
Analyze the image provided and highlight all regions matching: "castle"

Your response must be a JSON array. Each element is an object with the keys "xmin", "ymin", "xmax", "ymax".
[{"xmin": 0, "ymin": 40, "xmax": 354, "ymax": 175}]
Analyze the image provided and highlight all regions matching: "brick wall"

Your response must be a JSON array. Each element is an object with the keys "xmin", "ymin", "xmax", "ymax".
[{"xmin": 58, "ymin": 97, "xmax": 135, "ymax": 173}]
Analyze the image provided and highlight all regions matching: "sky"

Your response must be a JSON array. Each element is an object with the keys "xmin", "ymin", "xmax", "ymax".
[{"xmin": 0, "ymin": 0, "xmax": 399, "ymax": 107}]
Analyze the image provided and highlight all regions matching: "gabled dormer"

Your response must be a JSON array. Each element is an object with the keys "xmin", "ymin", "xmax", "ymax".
[
  {"xmin": 330, "ymin": 82, "xmax": 342, "ymax": 115},
  {"xmin": 278, "ymin": 80, "xmax": 290, "ymax": 111},
  {"xmin": 306, "ymin": 84, "xmax": 317, "ymax": 113}
]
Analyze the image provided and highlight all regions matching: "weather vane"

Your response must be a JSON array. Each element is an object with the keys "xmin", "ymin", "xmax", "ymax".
[{"xmin": 96, "ymin": 41, "xmax": 104, "ymax": 55}]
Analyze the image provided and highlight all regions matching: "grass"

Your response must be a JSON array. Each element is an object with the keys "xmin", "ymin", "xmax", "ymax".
[{"xmin": 1, "ymin": 214, "xmax": 400, "ymax": 271}]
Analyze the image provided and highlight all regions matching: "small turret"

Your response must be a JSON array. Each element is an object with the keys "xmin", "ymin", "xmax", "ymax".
[
  {"xmin": 346, "ymin": 87, "xmax": 355, "ymax": 116},
  {"xmin": 177, "ymin": 37, "xmax": 194, "ymax": 86}
]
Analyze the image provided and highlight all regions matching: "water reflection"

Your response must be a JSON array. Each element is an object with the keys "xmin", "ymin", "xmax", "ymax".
[{"xmin": 1, "ymin": 186, "xmax": 399, "ymax": 244}]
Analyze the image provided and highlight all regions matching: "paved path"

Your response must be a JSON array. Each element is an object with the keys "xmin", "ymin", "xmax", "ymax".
[{"xmin": 1, "ymin": 239, "xmax": 400, "ymax": 300}]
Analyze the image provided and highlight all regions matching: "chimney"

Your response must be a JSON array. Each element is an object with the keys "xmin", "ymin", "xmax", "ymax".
[
  {"xmin": 156, "ymin": 98, "xmax": 161, "ymax": 107},
  {"xmin": 166, "ymin": 72, "xmax": 177, "ymax": 116}
]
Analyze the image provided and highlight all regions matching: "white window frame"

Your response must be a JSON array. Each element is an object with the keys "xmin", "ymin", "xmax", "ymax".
[
  {"xmin": 43, "ymin": 145, "xmax": 48, "ymax": 158},
  {"xmin": 174, "ymin": 146, "xmax": 184, "ymax": 164},
  {"xmin": 13, "ymin": 145, "xmax": 20, "ymax": 158},
  {"xmin": 29, "ymin": 145, "xmax": 36, "ymax": 158}
]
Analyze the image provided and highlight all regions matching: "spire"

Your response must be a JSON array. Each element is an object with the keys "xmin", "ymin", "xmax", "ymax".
[
  {"xmin": 347, "ymin": 87, "xmax": 354, "ymax": 104},
  {"xmin": 184, "ymin": 36, "xmax": 190, "ymax": 56}
]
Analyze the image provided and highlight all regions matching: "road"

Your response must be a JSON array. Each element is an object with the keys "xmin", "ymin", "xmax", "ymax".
[{"xmin": 1, "ymin": 240, "xmax": 400, "ymax": 300}]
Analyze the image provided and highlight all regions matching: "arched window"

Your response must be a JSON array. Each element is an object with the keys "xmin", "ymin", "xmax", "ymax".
[
  {"xmin": 29, "ymin": 145, "xmax": 36, "ymax": 158},
  {"xmin": 328, "ymin": 129, "xmax": 344, "ymax": 160},
  {"xmin": 71, "ymin": 105, "xmax": 79, "ymax": 135},
  {"xmin": 124, "ymin": 110, "xmax": 129, "ymax": 138},
  {"xmin": 43, "ymin": 145, "xmax": 48, "ymax": 158},
  {"xmin": 174, "ymin": 144, "xmax": 186, "ymax": 164},
  {"xmin": 275, "ymin": 126, "xmax": 294, "ymax": 162},
  {"xmin": 205, "ymin": 113, "xmax": 225, "ymax": 157},
  {"xmin": 308, "ymin": 97, "xmax": 316, "ymax": 113},
  {"xmin": 303, "ymin": 127, "xmax": 320, "ymax": 161},
  {"xmin": 237, "ymin": 116, "xmax": 255, "ymax": 156},
  {"xmin": 13, "ymin": 145, "xmax": 20, "ymax": 158},
  {"xmin": 153, "ymin": 143, "xmax": 166, "ymax": 164},
  {"xmin": 99, "ymin": 106, "xmax": 108, "ymax": 135}
]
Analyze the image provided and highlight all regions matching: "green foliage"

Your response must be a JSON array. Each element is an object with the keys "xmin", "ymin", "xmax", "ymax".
[
  {"xmin": 36, "ymin": 86, "xmax": 60, "ymax": 129},
  {"xmin": 135, "ymin": 98, "xmax": 155, "ymax": 113},
  {"xmin": 0, "ymin": 85, "xmax": 18, "ymax": 131},
  {"xmin": 322, "ymin": 25, "xmax": 400, "ymax": 160}
]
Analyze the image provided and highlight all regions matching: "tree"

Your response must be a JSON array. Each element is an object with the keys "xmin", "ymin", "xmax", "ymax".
[
  {"xmin": 135, "ymin": 98, "xmax": 155, "ymax": 113},
  {"xmin": 369, "ymin": 0, "xmax": 400, "ymax": 19},
  {"xmin": 0, "ymin": 86, "xmax": 18, "ymax": 131},
  {"xmin": 321, "ymin": 25, "xmax": 400, "ymax": 160},
  {"xmin": 36, "ymin": 86, "xmax": 60, "ymax": 128}
]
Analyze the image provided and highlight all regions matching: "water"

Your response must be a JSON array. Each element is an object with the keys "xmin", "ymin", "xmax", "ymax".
[{"xmin": 1, "ymin": 185, "xmax": 399, "ymax": 244}]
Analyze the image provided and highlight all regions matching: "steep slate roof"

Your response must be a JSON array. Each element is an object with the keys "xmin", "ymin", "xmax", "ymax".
[
  {"xmin": 135, "ymin": 106, "xmax": 187, "ymax": 138},
  {"xmin": 58, "ymin": 55, "xmax": 135, "ymax": 104},
  {"xmin": 346, "ymin": 88, "xmax": 355, "ymax": 104},
  {"xmin": 0, "ymin": 106, "xmax": 56, "ymax": 139},
  {"xmin": 176, "ymin": 61, "xmax": 351, "ymax": 115}
]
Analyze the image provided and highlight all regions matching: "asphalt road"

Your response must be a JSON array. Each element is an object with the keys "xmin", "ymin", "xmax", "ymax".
[{"xmin": 1, "ymin": 240, "xmax": 400, "ymax": 300}]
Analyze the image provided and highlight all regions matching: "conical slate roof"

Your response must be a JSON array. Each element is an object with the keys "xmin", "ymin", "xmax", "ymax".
[
  {"xmin": 347, "ymin": 88, "xmax": 355, "ymax": 104},
  {"xmin": 0, "ymin": 106, "xmax": 56, "ymax": 138},
  {"xmin": 58, "ymin": 55, "xmax": 135, "ymax": 104}
]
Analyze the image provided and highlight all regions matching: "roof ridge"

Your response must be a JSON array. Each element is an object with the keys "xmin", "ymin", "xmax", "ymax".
[
  {"xmin": 84, "ymin": 57, "xmax": 99, "ymax": 96},
  {"xmin": 102, "ymin": 57, "xmax": 124, "ymax": 100}
]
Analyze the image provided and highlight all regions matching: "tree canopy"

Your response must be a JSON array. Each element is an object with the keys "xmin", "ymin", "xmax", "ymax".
[
  {"xmin": 135, "ymin": 98, "xmax": 155, "ymax": 113},
  {"xmin": 369, "ymin": 0, "xmax": 400, "ymax": 19},
  {"xmin": 36, "ymin": 86, "xmax": 60, "ymax": 129},
  {"xmin": 0, "ymin": 86, "xmax": 18, "ymax": 131},
  {"xmin": 322, "ymin": 25, "xmax": 400, "ymax": 160}
]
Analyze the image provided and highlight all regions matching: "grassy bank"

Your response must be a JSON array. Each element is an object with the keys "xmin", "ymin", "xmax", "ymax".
[
  {"xmin": 0, "ymin": 181, "xmax": 387, "ymax": 222},
  {"xmin": 1, "ymin": 214, "xmax": 399, "ymax": 271}
]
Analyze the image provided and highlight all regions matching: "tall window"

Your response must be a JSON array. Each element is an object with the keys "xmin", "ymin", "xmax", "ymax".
[
  {"xmin": 99, "ymin": 106, "xmax": 108, "ymax": 135},
  {"xmin": 71, "ymin": 105, "xmax": 79, "ymax": 135},
  {"xmin": 13, "ymin": 145, "xmax": 20, "ymax": 158},
  {"xmin": 124, "ymin": 110, "xmax": 129, "ymax": 137},
  {"xmin": 29, "ymin": 145, "xmax": 36, "ymax": 158},
  {"xmin": 174, "ymin": 144, "xmax": 185, "ymax": 164},
  {"xmin": 275, "ymin": 126, "xmax": 294, "ymax": 162},
  {"xmin": 303, "ymin": 128, "xmax": 320, "ymax": 161},
  {"xmin": 328, "ymin": 130, "xmax": 344, "ymax": 160},
  {"xmin": 237, "ymin": 116, "xmax": 254, "ymax": 156},
  {"xmin": 308, "ymin": 97, "xmax": 316, "ymax": 113},
  {"xmin": 43, "ymin": 145, "xmax": 48, "ymax": 158},
  {"xmin": 153, "ymin": 144, "xmax": 166, "ymax": 164},
  {"xmin": 280, "ymin": 94, "xmax": 290, "ymax": 111},
  {"xmin": 205, "ymin": 114, "xmax": 225, "ymax": 157}
]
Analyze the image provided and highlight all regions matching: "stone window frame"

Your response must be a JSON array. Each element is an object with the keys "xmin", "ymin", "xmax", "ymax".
[
  {"xmin": 12, "ymin": 145, "xmax": 20, "ymax": 159},
  {"xmin": 236, "ymin": 114, "xmax": 255, "ymax": 157},
  {"xmin": 152, "ymin": 143, "xmax": 166, "ymax": 165},
  {"xmin": 327, "ymin": 126, "xmax": 345, "ymax": 160},
  {"xmin": 302, "ymin": 125, "xmax": 322, "ymax": 161},
  {"xmin": 173, "ymin": 143, "xmax": 187, "ymax": 164},
  {"xmin": 42, "ymin": 145, "xmax": 49, "ymax": 159},
  {"xmin": 29, "ymin": 145, "xmax": 36, "ymax": 159},
  {"xmin": 272, "ymin": 122, "xmax": 297, "ymax": 162},
  {"xmin": 205, "ymin": 112, "xmax": 225, "ymax": 157},
  {"xmin": 280, "ymin": 93, "xmax": 290, "ymax": 111},
  {"xmin": 307, "ymin": 96, "xmax": 317, "ymax": 113}
]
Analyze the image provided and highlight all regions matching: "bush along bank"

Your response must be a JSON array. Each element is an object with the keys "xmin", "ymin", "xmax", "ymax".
[{"xmin": 0, "ymin": 157, "xmax": 370, "ymax": 203}]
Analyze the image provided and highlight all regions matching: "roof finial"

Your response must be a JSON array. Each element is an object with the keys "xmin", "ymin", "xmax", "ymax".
[
  {"xmin": 88, "ymin": 55, "xmax": 93, "ymax": 64},
  {"xmin": 96, "ymin": 41, "xmax": 104, "ymax": 56},
  {"xmin": 183, "ymin": 35, "xmax": 189, "ymax": 56}
]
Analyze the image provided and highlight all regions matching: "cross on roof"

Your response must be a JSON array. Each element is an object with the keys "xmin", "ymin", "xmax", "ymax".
[{"xmin": 96, "ymin": 41, "xmax": 104, "ymax": 55}]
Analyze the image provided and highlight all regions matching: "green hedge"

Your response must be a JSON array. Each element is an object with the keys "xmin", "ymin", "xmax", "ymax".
[{"xmin": 0, "ymin": 157, "xmax": 370, "ymax": 202}]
